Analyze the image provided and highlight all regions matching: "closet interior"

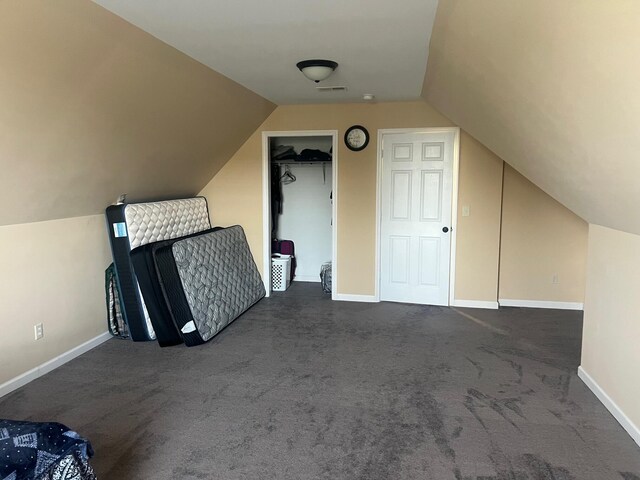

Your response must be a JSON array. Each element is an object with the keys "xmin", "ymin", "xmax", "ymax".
[{"xmin": 269, "ymin": 135, "xmax": 333, "ymax": 293}]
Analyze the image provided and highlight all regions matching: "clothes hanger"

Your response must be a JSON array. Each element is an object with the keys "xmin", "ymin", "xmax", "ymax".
[{"xmin": 281, "ymin": 165, "xmax": 296, "ymax": 184}]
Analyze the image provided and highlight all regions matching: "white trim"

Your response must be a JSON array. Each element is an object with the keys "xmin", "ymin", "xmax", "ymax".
[
  {"xmin": 262, "ymin": 130, "xmax": 339, "ymax": 300},
  {"xmin": 374, "ymin": 132, "xmax": 382, "ymax": 301},
  {"xmin": 449, "ymin": 128, "xmax": 460, "ymax": 305},
  {"xmin": 331, "ymin": 132, "xmax": 339, "ymax": 300},
  {"xmin": 375, "ymin": 127, "xmax": 461, "ymax": 305},
  {"xmin": 499, "ymin": 299, "xmax": 584, "ymax": 310},
  {"xmin": 451, "ymin": 299, "xmax": 499, "ymax": 310},
  {"xmin": 0, "ymin": 332, "xmax": 111, "ymax": 399},
  {"xmin": 261, "ymin": 132, "xmax": 271, "ymax": 297},
  {"xmin": 333, "ymin": 294, "xmax": 379, "ymax": 303},
  {"xmin": 292, "ymin": 275, "xmax": 321, "ymax": 283},
  {"xmin": 578, "ymin": 366, "xmax": 640, "ymax": 447}
]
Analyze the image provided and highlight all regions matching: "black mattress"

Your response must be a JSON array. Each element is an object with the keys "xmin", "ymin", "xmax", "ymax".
[{"xmin": 130, "ymin": 227, "xmax": 223, "ymax": 347}]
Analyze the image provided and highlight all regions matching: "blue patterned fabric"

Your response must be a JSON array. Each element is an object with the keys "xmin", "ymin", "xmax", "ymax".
[{"xmin": 0, "ymin": 420, "xmax": 95, "ymax": 480}]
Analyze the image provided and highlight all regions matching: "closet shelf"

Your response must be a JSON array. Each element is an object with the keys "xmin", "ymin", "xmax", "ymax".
[{"xmin": 272, "ymin": 160, "xmax": 332, "ymax": 166}]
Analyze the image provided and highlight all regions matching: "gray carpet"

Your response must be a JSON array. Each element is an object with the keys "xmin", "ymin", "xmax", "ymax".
[{"xmin": 1, "ymin": 282, "xmax": 639, "ymax": 479}]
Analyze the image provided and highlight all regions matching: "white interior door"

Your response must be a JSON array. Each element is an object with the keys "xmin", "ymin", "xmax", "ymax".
[{"xmin": 380, "ymin": 131, "xmax": 455, "ymax": 305}]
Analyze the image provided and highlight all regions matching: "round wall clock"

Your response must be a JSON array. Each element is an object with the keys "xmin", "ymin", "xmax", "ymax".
[{"xmin": 344, "ymin": 125, "xmax": 370, "ymax": 151}]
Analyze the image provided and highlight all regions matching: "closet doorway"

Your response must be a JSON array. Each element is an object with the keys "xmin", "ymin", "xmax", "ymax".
[{"xmin": 261, "ymin": 130, "xmax": 338, "ymax": 299}]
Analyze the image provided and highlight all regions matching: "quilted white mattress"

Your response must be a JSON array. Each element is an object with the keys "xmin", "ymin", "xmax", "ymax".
[{"xmin": 124, "ymin": 198, "xmax": 211, "ymax": 249}]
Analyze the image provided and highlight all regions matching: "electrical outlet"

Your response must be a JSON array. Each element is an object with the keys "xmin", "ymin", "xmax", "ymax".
[
  {"xmin": 462, "ymin": 205, "xmax": 470, "ymax": 217},
  {"xmin": 34, "ymin": 323, "xmax": 44, "ymax": 340},
  {"xmin": 552, "ymin": 273, "xmax": 559, "ymax": 285}
]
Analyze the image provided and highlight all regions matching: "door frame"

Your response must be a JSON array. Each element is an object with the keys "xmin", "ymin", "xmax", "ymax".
[
  {"xmin": 261, "ymin": 130, "xmax": 339, "ymax": 299},
  {"xmin": 375, "ymin": 127, "xmax": 461, "ymax": 305}
]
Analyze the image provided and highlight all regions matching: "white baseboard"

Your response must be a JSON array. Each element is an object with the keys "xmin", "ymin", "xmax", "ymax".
[
  {"xmin": 451, "ymin": 299, "xmax": 499, "ymax": 310},
  {"xmin": 292, "ymin": 275, "xmax": 320, "ymax": 283},
  {"xmin": 499, "ymin": 299, "xmax": 584, "ymax": 310},
  {"xmin": 333, "ymin": 293, "xmax": 379, "ymax": 303},
  {"xmin": 0, "ymin": 332, "xmax": 112, "ymax": 399},
  {"xmin": 578, "ymin": 366, "xmax": 640, "ymax": 447}
]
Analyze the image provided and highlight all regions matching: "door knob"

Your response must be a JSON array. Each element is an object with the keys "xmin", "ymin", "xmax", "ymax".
[{"xmin": 442, "ymin": 227, "xmax": 449, "ymax": 233}]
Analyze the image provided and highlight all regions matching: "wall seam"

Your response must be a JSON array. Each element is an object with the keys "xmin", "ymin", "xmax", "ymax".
[{"xmin": 496, "ymin": 161, "xmax": 506, "ymax": 303}]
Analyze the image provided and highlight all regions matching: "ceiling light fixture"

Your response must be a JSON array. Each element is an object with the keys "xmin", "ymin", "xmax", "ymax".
[{"xmin": 296, "ymin": 59, "xmax": 338, "ymax": 83}]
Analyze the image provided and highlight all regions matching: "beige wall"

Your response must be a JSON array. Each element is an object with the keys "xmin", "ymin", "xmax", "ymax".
[
  {"xmin": 499, "ymin": 165, "xmax": 588, "ymax": 303},
  {"xmin": 0, "ymin": 215, "xmax": 111, "ymax": 385},
  {"xmin": 201, "ymin": 101, "xmax": 505, "ymax": 300},
  {"xmin": 424, "ymin": 0, "xmax": 640, "ymax": 236},
  {"xmin": 581, "ymin": 225, "xmax": 640, "ymax": 430},
  {"xmin": 0, "ymin": 0, "xmax": 274, "ymax": 226},
  {"xmin": 455, "ymin": 134, "xmax": 503, "ymax": 302}
]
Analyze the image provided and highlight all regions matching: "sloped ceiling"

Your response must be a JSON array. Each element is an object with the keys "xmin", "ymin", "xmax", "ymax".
[
  {"xmin": 0, "ymin": 0, "xmax": 275, "ymax": 226},
  {"xmin": 423, "ymin": 0, "xmax": 640, "ymax": 235}
]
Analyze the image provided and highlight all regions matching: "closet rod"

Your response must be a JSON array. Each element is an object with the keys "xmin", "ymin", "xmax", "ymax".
[{"xmin": 272, "ymin": 161, "xmax": 331, "ymax": 167}]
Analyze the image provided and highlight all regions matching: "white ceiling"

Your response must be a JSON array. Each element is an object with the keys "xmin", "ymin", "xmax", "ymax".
[{"xmin": 92, "ymin": 0, "xmax": 439, "ymax": 105}]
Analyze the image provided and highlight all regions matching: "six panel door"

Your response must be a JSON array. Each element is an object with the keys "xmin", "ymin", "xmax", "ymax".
[{"xmin": 380, "ymin": 131, "xmax": 455, "ymax": 305}]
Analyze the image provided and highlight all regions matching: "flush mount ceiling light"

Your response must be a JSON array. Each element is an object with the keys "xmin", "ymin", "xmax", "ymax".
[{"xmin": 296, "ymin": 59, "xmax": 338, "ymax": 83}]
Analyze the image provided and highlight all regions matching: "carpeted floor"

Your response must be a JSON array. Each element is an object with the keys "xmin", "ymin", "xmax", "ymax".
[{"xmin": 1, "ymin": 282, "xmax": 639, "ymax": 479}]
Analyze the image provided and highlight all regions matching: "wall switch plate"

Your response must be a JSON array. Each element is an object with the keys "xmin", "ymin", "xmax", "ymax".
[
  {"xmin": 552, "ymin": 273, "xmax": 559, "ymax": 284},
  {"xmin": 462, "ymin": 205, "xmax": 470, "ymax": 217},
  {"xmin": 34, "ymin": 323, "xmax": 44, "ymax": 340}
]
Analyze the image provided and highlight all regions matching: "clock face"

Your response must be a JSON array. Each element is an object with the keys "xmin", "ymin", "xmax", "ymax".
[{"xmin": 345, "ymin": 125, "xmax": 369, "ymax": 151}]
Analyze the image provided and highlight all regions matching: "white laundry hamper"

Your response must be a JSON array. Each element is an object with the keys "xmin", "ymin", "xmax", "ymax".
[{"xmin": 271, "ymin": 254, "xmax": 292, "ymax": 291}]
